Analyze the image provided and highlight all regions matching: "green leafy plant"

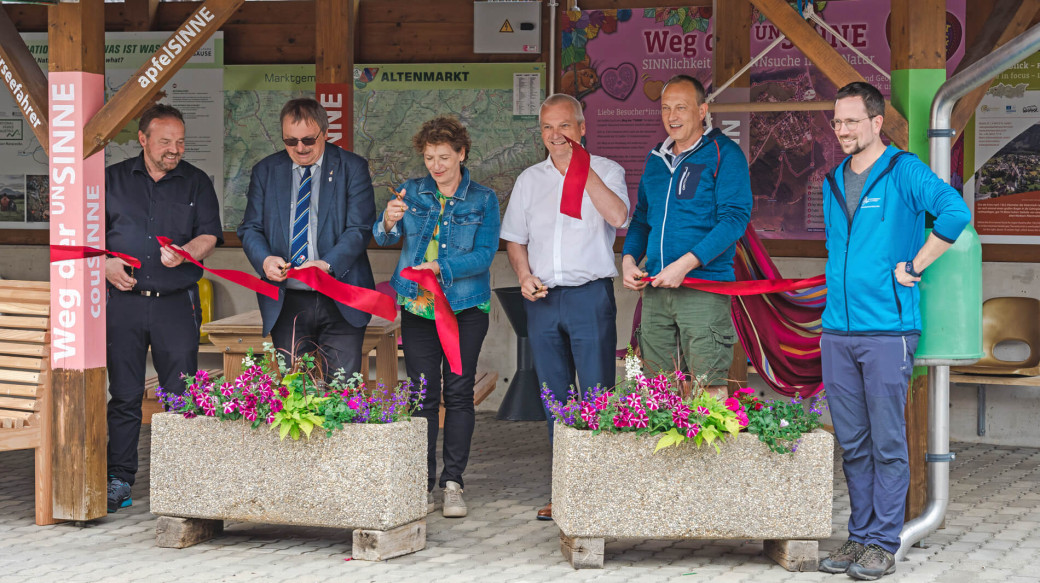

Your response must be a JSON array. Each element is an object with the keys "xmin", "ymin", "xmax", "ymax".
[
  {"xmin": 737, "ymin": 388, "xmax": 827, "ymax": 454},
  {"xmin": 157, "ymin": 344, "xmax": 426, "ymax": 441}
]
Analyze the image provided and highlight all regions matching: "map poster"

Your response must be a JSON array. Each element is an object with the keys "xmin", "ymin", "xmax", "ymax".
[
  {"xmin": 353, "ymin": 63, "xmax": 545, "ymax": 216},
  {"xmin": 967, "ymin": 51, "xmax": 1040, "ymax": 244},
  {"xmin": 563, "ymin": 2, "xmax": 964, "ymax": 240},
  {"xmin": 0, "ymin": 32, "xmax": 224, "ymax": 231},
  {"xmin": 223, "ymin": 65, "xmax": 315, "ymax": 229}
]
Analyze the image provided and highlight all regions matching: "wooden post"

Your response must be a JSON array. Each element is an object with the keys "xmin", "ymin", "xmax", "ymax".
[
  {"xmin": 889, "ymin": 0, "xmax": 946, "ymax": 524},
  {"xmin": 315, "ymin": 0, "xmax": 357, "ymax": 150},
  {"xmin": 0, "ymin": 7, "xmax": 49, "ymax": 151},
  {"xmin": 748, "ymin": 0, "xmax": 909, "ymax": 150},
  {"xmin": 46, "ymin": 0, "xmax": 108, "ymax": 522}
]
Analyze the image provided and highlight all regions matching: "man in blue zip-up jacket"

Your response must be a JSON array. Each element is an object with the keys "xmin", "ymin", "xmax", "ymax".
[
  {"xmin": 818, "ymin": 82, "xmax": 970, "ymax": 581},
  {"xmin": 621, "ymin": 75, "xmax": 752, "ymax": 395}
]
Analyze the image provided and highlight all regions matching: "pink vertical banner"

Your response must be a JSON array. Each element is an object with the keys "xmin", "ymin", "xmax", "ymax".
[
  {"xmin": 49, "ymin": 72, "xmax": 106, "ymax": 371},
  {"xmin": 317, "ymin": 82, "xmax": 353, "ymax": 150}
]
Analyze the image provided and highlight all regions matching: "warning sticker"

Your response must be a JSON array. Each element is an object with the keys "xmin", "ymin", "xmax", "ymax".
[{"xmin": 500, "ymin": 20, "xmax": 514, "ymax": 33}]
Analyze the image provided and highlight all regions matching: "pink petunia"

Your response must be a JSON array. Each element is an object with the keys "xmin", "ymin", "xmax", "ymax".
[
  {"xmin": 594, "ymin": 393, "xmax": 612, "ymax": 411},
  {"xmin": 696, "ymin": 406, "xmax": 710, "ymax": 416},
  {"xmin": 624, "ymin": 393, "xmax": 642, "ymax": 408},
  {"xmin": 736, "ymin": 412, "xmax": 749, "ymax": 427},
  {"xmin": 736, "ymin": 387, "xmax": 755, "ymax": 396},
  {"xmin": 222, "ymin": 400, "xmax": 237, "ymax": 414},
  {"xmin": 347, "ymin": 396, "xmax": 362, "ymax": 411},
  {"xmin": 674, "ymin": 370, "xmax": 687, "ymax": 382},
  {"xmin": 724, "ymin": 397, "xmax": 741, "ymax": 412},
  {"xmin": 631, "ymin": 411, "xmax": 649, "ymax": 429},
  {"xmin": 686, "ymin": 424, "xmax": 701, "ymax": 438}
]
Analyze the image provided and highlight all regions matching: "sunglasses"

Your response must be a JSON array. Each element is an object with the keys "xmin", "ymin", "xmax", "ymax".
[{"xmin": 282, "ymin": 133, "xmax": 322, "ymax": 147}]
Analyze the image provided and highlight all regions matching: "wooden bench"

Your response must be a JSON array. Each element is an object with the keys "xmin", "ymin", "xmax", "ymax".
[
  {"xmin": 951, "ymin": 372, "xmax": 1040, "ymax": 436},
  {"xmin": 0, "ymin": 280, "xmax": 56, "ymax": 525},
  {"xmin": 438, "ymin": 371, "xmax": 497, "ymax": 428}
]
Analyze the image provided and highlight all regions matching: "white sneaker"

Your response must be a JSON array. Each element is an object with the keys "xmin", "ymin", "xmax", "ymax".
[
  {"xmin": 442, "ymin": 481, "xmax": 467, "ymax": 518},
  {"xmin": 427, "ymin": 490, "xmax": 435, "ymax": 514}
]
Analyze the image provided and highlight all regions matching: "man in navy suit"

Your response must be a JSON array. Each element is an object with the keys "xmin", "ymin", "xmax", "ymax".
[{"xmin": 238, "ymin": 98, "xmax": 376, "ymax": 376}]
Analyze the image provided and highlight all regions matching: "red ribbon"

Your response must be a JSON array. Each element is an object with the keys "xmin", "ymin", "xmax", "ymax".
[
  {"xmin": 50, "ymin": 245, "xmax": 142, "ymax": 268},
  {"xmin": 559, "ymin": 136, "xmax": 591, "ymax": 220},
  {"xmin": 285, "ymin": 266, "xmax": 397, "ymax": 321},
  {"xmin": 157, "ymin": 236, "xmax": 280, "ymax": 300},
  {"xmin": 644, "ymin": 274, "xmax": 826, "ymax": 296},
  {"xmin": 399, "ymin": 266, "xmax": 461, "ymax": 375}
]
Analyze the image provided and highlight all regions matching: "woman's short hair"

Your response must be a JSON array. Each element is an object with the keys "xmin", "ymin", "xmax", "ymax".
[{"xmin": 412, "ymin": 116, "xmax": 471, "ymax": 159}]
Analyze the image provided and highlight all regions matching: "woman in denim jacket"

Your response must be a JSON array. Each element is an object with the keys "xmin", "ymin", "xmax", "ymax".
[{"xmin": 373, "ymin": 116, "xmax": 500, "ymax": 519}]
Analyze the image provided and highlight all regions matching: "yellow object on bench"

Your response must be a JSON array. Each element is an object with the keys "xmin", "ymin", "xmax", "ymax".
[
  {"xmin": 197, "ymin": 277, "xmax": 213, "ymax": 344},
  {"xmin": 0, "ymin": 280, "xmax": 57, "ymax": 525}
]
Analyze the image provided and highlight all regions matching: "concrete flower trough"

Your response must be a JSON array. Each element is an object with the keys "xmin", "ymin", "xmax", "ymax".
[
  {"xmin": 150, "ymin": 413, "xmax": 428, "ymax": 560},
  {"xmin": 552, "ymin": 425, "xmax": 834, "ymax": 570}
]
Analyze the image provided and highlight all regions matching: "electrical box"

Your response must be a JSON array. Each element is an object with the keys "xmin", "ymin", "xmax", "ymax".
[{"xmin": 473, "ymin": 1, "xmax": 541, "ymax": 54}]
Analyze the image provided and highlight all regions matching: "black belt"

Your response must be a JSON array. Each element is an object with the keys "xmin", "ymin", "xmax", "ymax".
[{"xmin": 119, "ymin": 288, "xmax": 187, "ymax": 298}]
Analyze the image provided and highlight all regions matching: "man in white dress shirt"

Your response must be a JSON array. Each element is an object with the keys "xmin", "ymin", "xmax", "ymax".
[{"xmin": 501, "ymin": 93, "xmax": 630, "ymax": 521}]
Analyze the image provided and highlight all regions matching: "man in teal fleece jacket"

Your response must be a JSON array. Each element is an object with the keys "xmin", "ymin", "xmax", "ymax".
[
  {"xmin": 622, "ymin": 74, "xmax": 752, "ymax": 397},
  {"xmin": 817, "ymin": 82, "xmax": 970, "ymax": 581}
]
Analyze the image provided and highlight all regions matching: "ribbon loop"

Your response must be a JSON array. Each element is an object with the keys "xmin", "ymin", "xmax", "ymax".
[
  {"xmin": 399, "ymin": 266, "xmax": 462, "ymax": 375},
  {"xmin": 559, "ymin": 136, "xmax": 591, "ymax": 220}
]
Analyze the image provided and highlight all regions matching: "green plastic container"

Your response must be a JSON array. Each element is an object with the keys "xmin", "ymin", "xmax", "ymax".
[{"xmin": 916, "ymin": 225, "xmax": 983, "ymax": 363}]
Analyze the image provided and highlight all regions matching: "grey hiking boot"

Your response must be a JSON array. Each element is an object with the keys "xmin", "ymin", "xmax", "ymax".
[
  {"xmin": 819, "ymin": 539, "xmax": 865, "ymax": 573},
  {"xmin": 442, "ymin": 481, "xmax": 467, "ymax": 518},
  {"xmin": 847, "ymin": 543, "xmax": 896, "ymax": 580},
  {"xmin": 107, "ymin": 476, "xmax": 132, "ymax": 513}
]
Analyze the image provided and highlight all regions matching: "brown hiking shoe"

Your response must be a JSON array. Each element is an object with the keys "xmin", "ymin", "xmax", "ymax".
[
  {"xmin": 847, "ymin": 544, "xmax": 896, "ymax": 580},
  {"xmin": 819, "ymin": 539, "xmax": 865, "ymax": 573}
]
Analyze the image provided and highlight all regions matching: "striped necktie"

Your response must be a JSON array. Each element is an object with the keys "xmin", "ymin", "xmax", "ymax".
[{"xmin": 290, "ymin": 165, "xmax": 311, "ymax": 267}]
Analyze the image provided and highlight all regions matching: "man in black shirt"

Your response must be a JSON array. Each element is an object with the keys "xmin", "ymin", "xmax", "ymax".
[{"xmin": 104, "ymin": 104, "xmax": 223, "ymax": 513}]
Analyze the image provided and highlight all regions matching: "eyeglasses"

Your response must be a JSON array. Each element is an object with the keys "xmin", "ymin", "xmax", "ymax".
[
  {"xmin": 830, "ymin": 117, "xmax": 871, "ymax": 131},
  {"xmin": 282, "ymin": 133, "xmax": 322, "ymax": 147}
]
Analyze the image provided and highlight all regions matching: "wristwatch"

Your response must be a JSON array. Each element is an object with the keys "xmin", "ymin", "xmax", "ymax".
[{"xmin": 904, "ymin": 260, "xmax": 922, "ymax": 278}]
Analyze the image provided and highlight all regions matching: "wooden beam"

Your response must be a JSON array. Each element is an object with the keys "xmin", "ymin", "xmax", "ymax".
[
  {"xmin": 47, "ymin": 2, "xmax": 104, "ymax": 74},
  {"xmin": 0, "ymin": 8, "xmax": 49, "ymax": 152},
  {"xmin": 950, "ymin": 0, "xmax": 1040, "ymax": 138},
  {"xmin": 316, "ymin": 0, "xmax": 355, "ymax": 84},
  {"xmin": 889, "ymin": 0, "xmax": 945, "ymax": 71},
  {"xmin": 124, "ymin": 0, "xmax": 160, "ymax": 32},
  {"xmin": 81, "ymin": 0, "xmax": 246, "ymax": 158},
  {"xmin": 748, "ymin": 0, "xmax": 909, "ymax": 150},
  {"xmin": 712, "ymin": 0, "xmax": 752, "ymax": 91}
]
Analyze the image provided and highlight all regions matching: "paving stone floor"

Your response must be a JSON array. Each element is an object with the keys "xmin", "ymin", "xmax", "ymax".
[{"xmin": 2, "ymin": 412, "xmax": 1040, "ymax": 582}]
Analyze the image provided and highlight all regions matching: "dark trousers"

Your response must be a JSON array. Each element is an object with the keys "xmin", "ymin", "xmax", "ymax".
[
  {"xmin": 270, "ymin": 290, "xmax": 366, "ymax": 378},
  {"xmin": 524, "ymin": 278, "xmax": 617, "ymax": 441},
  {"xmin": 821, "ymin": 333, "xmax": 919, "ymax": 554},
  {"xmin": 402, "ymin": 307, "xmax": 489, "ymax": 491},
  {"xmin": 107, "ymin": 288, "xmax": 200, "ymax": 486}
]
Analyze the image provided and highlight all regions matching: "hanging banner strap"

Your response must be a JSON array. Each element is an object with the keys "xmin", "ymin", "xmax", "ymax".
[
  {"xmin": 157, "ymin": 236, "xmax": 280, "ymax": 300},
  {"xmin": 285, "ymin": 266, "xmax": 398, "ymax": 321},
  {"xmin": 399, "ymin": 266, "xmax": 462, "ymax": 375},
  {"xmin": 50, "ymin": 245, "xmax": 142, "ymax": 268},
  {"xmin": 643, "ymin": 273, "xmax": 826, "ymax": 296},
  {"xmin": 559, "ymin": 136, "xmax": 591, "ymax": 220}
]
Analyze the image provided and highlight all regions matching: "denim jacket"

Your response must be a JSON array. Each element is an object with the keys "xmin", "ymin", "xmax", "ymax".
[{"xmin": 373, "ymin": 167, "xmax": 500, "ymax": 310}]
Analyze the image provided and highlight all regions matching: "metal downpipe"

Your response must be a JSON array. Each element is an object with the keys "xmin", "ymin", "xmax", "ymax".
[{"xmin": 898, "ymin": 21, "xmax": 1040, "ymax": 560}]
